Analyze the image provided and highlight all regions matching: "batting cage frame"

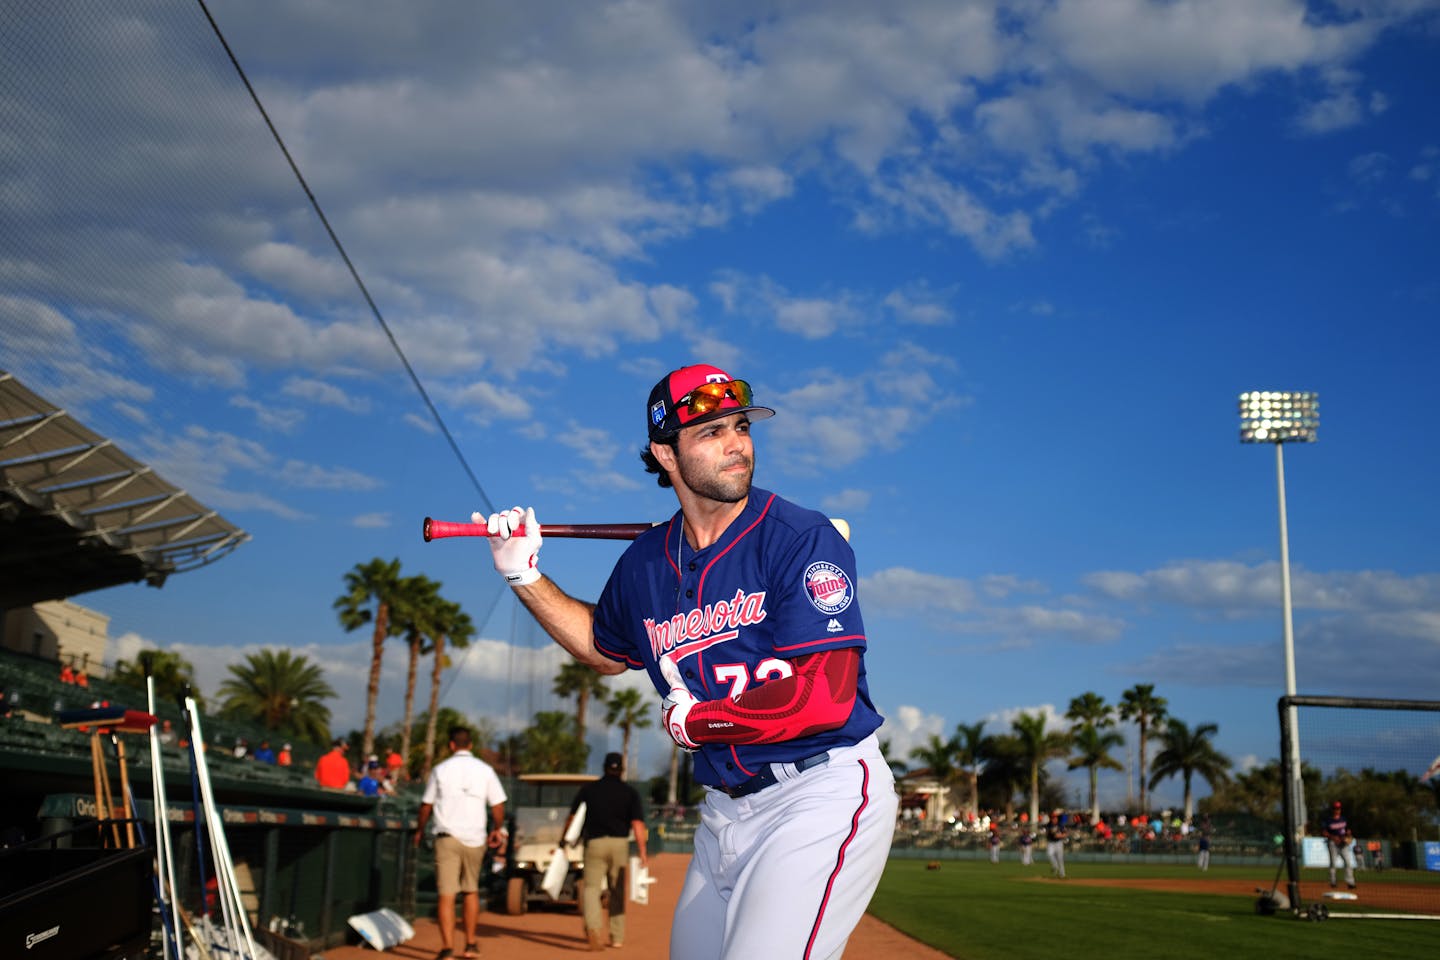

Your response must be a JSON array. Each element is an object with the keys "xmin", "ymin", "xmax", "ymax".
[{"xmin": 1278, "ymin": 694, "xmax": 1440, "ymax": 921}]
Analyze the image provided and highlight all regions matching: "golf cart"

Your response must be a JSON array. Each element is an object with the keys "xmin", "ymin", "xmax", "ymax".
[{"xmin": 499, "ymin": 772, "xmax": 596, "ymax": 915}]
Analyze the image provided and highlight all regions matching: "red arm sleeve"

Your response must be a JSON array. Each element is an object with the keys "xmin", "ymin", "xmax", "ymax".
[{"xmin": 683, "ymin": 648, "xmax": 859, "ymax": 745}]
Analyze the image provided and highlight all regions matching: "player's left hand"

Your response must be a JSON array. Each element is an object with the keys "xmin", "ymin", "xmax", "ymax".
[
  {"xmin": 662, "ymin": 687, "xmax": 700, "ymax": 750},
  {"xmin": 658, "ymin": 655, "xmax": 700, "ymax": 750}
]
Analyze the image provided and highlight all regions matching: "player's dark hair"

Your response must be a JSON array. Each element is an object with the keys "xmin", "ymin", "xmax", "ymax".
[
  {"xmin": 449, "ymin": 726, "xmax": 472, "ymax": 750},
  {"xmin": 641, "ymin": 435, "xmax": 677, "ymax": 488}
]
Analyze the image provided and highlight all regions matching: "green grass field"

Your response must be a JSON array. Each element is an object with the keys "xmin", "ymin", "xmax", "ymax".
[{"xmin": 868, "ymin": 860, "xmax": 1438, "ymax": 959}]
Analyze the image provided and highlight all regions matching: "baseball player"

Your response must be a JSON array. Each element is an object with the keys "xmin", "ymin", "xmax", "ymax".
[
  {"xmin": 1018, "ymin": 828, "xmax": 1034, "ymax": 866},
  {"xmin": 1196, "ymin": 832, "xmax": 1210, "ymax": 871},
  {"xmin": 987, "ymin": 825, "xmax": 1001, "ymax": 863},
  {"xmin": 478, "ymin": 363, "xmax": 897, "ymax": 960},
  {"xmin": 1322, "ymin": 800, "xmax": 1356, "ymax": 889},
  {"xmin": 1045, "ymin": 810, "xmax": 1067, "ymax": 878}
]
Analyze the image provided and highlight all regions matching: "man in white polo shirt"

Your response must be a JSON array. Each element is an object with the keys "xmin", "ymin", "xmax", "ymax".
[{"xmin": 414, "ymin": 727, "xmax": 508, "ymax": 959}]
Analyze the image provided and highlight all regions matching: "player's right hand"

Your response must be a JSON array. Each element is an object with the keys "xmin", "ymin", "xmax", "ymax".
[{"xmin": 475, "ymin": 506, "xmax": 542, "ymax": 586}]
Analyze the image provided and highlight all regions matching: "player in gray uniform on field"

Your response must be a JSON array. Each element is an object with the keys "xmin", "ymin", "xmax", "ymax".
[
  {"xmin": 479, "ymin": 363, "xmax": 897, "ymax": 960},
  {"xmin": 1045, "ymin": 810, "xmax": 1067, "ymax": 878}
]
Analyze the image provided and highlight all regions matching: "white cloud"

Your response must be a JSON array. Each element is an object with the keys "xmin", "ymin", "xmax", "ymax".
[
  {"xmin": 883, "ymin": 287, "xmax": 955, "ymax": 326},
  {"xmin": 820, "ymin": 488, "xmax": 871, "ymax": 513},
  {"xmin": 554, "ymin": 422, "xmax": 625, "ymax": 469},
  {"xmin": 451, "ymin": 379, "xmax": 534, "ymax": 423},
  {"xmin": 230, "ymin": 394, "xmax": 305, "ymax": 433},
  {"xmin": 1034, "ymin": 0, "xmax": 1373, "ymax": 102},
  {"xmin": 863, "ymin": 567, "xmax": 1124, "ymax": 645},
  {"xmin": 879, "ymin": 704, "xmax": 947, "ymax": 766},
  {"xmin": 282, "ymin": 376, "xmax": 372, "ymax": 414},
  {"xmin": 1083, "ymin": 560, "xmax": 1440, "ymax": 614},
  {"xmin": 764, "ymin": 344, "xmax": 969, "ymax": 474}
]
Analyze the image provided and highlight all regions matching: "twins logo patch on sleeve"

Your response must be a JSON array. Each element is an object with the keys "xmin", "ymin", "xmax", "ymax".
[{"xmin": 804, "ymin": 561, "xmax": 853, "ymax": 615}]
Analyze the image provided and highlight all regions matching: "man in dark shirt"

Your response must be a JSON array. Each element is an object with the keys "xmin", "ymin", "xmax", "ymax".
[{"xmin": 566, "ymin": 752, "xmax": 649, "ymax": 951}]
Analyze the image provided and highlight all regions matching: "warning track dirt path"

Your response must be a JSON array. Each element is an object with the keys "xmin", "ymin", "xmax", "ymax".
[{"xmin": 317, "ymin": 852, "xmax": 953, "ymax": 959}]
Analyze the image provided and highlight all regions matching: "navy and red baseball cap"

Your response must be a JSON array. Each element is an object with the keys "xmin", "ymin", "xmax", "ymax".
[{"xmin": 646, "ymin": 364, "xmax": 774, "ymax": 441}]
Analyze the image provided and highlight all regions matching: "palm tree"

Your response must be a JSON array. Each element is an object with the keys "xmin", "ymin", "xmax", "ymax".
[
  {"xmin": 1118, "ymin": 684, "xmax": 1168, "ymax": 817},
  {"xmin": 1148, "ymin": 718, "xmax": 1232, "ymax": 822},
  {"xmin": 216, "ymin": 649, "xmax": 336, "ymax": 743},
  {"xmin": 111, "ymin": 648, "xmax": 204, "ymax": 711},
  {"xmin": 977, "ymin": 733, "xmax": 1027, "ymax": 819},
  {"xmin": 334, "ymin": 557, "xmax": 404, "ymax": 758},
  {"xmin": 1013, "ymin": 711, "xmax": 1071, "ymax": 827},
  {"xmin": 421, "ymin": 599, "xmax": 475, "ymax": 781},
  {"xmin": 953, "ymin": 721, "xmax": 987, "ymax": 821},
  {"xmin": 391, "ymin": 574, "xmax": 443, "ymax": 771},
  {"xmin": 517, "ymin": 710, "xmax": 587, "ymax": 772},
  {"xmin": 1065, "ymin": 691, "xmax": 1114, "ymax": 730},
  {"xmin": 908, "ymin": 733, "xmax": 958, "ymax": 829},
  {"xmin": 1068, "ymin": 725, "xmax": 1125, "ymax": 824},
  {"xmin": 603, "ymin": 687, "xmax": 653, "ymax": 778},
  {"xmin": 553, "ymin": 660, "xmax": 608, "ymax": 749}
]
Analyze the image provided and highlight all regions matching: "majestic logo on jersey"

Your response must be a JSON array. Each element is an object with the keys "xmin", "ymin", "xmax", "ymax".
[
  {"xmin": 644, "ymin": 588, "xmax": 768, "ymax": 660},
  {"xmin": 804, "ymin": 561, "xmax": 852, "ymax": 615}
]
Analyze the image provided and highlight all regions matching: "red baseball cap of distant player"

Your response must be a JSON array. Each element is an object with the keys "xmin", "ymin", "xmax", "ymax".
[{"xmin": 646, "ymin": 364, "xmax": 774, "ymax": 441}]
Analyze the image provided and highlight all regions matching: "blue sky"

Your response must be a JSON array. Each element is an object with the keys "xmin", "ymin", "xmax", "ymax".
[{"xmin": 3, "ymin": 1, "xmax": 1439, "ymax": 811}]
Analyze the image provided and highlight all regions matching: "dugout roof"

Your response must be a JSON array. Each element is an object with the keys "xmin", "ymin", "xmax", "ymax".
[{"xmin": 0, "ymin": 370, "xmax": 249, "ymax": 606}]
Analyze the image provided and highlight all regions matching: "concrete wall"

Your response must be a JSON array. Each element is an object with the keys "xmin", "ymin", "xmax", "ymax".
[{"xmin": 1, "ymin": 600, "xmax": 109, "ymax": 671}]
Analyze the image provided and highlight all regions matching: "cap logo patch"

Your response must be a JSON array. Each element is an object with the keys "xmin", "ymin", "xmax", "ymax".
[
  {"xmin": 804, "ymin": 561, "xmax": 853, "ymax": 615},
  {"xmin": 651, "ymin": 400, "xmax": 666, "ymax": 427}
]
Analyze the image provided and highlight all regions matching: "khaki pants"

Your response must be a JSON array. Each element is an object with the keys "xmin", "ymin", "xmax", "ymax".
[{"xmin": 582, "ymin": 836, "xmax": 630, "ymax": 943}]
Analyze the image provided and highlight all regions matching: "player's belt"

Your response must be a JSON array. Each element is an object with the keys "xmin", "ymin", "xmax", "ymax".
[{"xmin": 715, "ymin": 750, "xmax": 831, "ymax": 799}]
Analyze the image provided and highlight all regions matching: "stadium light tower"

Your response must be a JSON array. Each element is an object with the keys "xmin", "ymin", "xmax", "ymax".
[{"xmin": 1238, "ymin": 390, "xmax": 1319, "ymax": 833}]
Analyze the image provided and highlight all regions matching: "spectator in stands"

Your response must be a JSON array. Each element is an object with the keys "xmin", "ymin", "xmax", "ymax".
[
  {"xmin": 358, "ymin": 760, "xmax": 386, "ymax": 797},
  {"xmin": 386, "ymin": 744, "xmax": 405, "ymax": 783},
  {"xmin": 233, "ymin": 737, "xmax": 249, "ymax": 760},
  {"xmin": 158, "ymin": 720, "xmax": 176, "ymax": 746},
  {"xmin": 278, "ymin": 742, "xmax": 293, "ymax": 766},
  {"xmin": 59, "ymin": 662, "xmax": 76, "ymax": 684},
  {"xmin": 0, "ymin": 687, "xmax": 12, "ymax": 719},
  {"xmin": 75, "ymin": 669, "xmax": 89, "ymax": 688},
  {"xmin": 315, "ymin": 739, "xmax": 351, "ymax": 789},
  {"xmin": 253, "ymin": 740, "xmax": 276, "ymax": 764}
]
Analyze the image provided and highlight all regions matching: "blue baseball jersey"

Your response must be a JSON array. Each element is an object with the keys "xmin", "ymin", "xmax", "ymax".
[
  {"xmin": 1323, "ymin": 813, "xmax": 1350, "ymax": 844},
  {"xmin": 592, "ymin": 488, "xmax": 882, "ymax": 791}
]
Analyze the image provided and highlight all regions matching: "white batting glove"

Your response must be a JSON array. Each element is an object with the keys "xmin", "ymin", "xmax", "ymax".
[
  {"xmin": 658, "ymin": 655, "xmax": 700, "ymax": 751},
  {"xmin": 474, "ymin": 506, "xmax": 542, "ymax": 586}
]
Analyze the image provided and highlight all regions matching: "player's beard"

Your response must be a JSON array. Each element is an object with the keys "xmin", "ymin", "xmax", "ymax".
[{"xmin": 676, "ymin": 448, "xmax": 754, "ymax": 504}]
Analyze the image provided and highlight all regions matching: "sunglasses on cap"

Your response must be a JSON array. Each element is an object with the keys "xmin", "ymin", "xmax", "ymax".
[{"xmin": 676, "ymin": 379, "xmax": 754, "ymax": 419}]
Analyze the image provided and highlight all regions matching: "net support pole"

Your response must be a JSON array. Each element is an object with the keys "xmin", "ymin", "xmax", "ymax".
[{"xmin": 1278, "ymin": 695, "xmax": 1303, "ymax": 911}]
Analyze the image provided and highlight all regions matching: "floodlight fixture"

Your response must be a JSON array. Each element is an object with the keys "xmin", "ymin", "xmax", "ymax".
[{"xmin": 1238, "ymin": 391, "xmax": 1319, "ymax": 443}]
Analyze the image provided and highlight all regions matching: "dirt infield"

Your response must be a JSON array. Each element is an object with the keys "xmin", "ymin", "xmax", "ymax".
[
  {"xmin": 1056, "ymin": 874, "xmax": 1437, "ymax": 915},
  {"xmin": 318, "ymin": 852, "xmax": 951, "ymax": 959}
]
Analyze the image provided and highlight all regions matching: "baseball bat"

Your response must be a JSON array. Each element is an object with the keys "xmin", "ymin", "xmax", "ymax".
[
  {"xmin": 423, "ymin": 518, "xmax": 655, "ymax": 541},
  {"xmin": 423, "ymin": 516, "xmax": 851, "ymax": 542}
]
